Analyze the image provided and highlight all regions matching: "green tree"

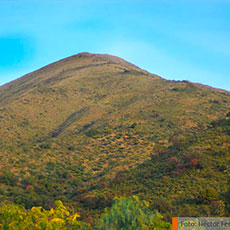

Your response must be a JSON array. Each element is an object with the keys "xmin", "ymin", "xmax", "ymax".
[{"xmin": 96, "ymin": 195, "xmax": 171, "ymax": 230}]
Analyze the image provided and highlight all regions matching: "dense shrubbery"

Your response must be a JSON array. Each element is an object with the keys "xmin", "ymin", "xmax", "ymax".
[
  {"xmin": 0, "ymin": 196, "xmax": 170, "ymax": 230},
  {"xmin": 84, "ymin": 115, "xmax": 230, "ymax": 221},
  {"xmin": 199, "ymin": 188, "xmax": 219, "ymax": 204},
  {"xmin": 1, "ymin": 115, "xmax": 230, "ymax": 222},
  {"xmin": 0, "ymin": 115, "xmax": 230, "ymax": 221}
]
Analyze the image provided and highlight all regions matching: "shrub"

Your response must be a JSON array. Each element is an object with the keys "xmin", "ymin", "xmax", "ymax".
[
  {"xmin": 0, "ymin": 200, "xmax": 89, "ymax": 230},
  {"xmin": 169, "ymin": 157, "xmax": 178, "ymax": 164},
  {"xmin": 190, "ymin": 158, "xmax": 199, "ymax": 167},
  {"xmin": 0, "ymin": 170, "xmax": 18, "ymax": 186},
  {"xmin": 40, "ymin": 143, "xmax": 51, "ymax": 149},
  {"xmin": 96, "ymin": 196, "xmax": 171, "ymax": 230},
  {"xmin": 199, "ymin": 188, "xmax": 219, "ymax": 204},
  {"xmin": 85, "ymin": 129, "xmax": 100, "ymax": 137}
]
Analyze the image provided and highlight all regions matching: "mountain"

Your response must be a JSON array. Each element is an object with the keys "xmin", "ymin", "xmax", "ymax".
[{"xmin": 0, "ymin": 52, "xmax": 230, "ymax": 220}]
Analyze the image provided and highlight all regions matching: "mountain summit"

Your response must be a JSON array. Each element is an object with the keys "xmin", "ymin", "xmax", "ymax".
[{"xmin": 0, "ymin": 52, "xmax": 151, "ymax": 105}]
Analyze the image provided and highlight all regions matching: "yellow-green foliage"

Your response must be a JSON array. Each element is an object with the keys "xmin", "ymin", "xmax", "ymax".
[
  {"xmin": 0, "ymin": 200, "xmax": 89, "ymax": 230},
  {"xmin": 0, "ymin": 197, "xmax": 170, "ymax": 230}
]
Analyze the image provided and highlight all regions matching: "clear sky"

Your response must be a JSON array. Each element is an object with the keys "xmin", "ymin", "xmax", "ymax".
[{"xmin": 0, "ymin": 0, "xmax": 229, "ymax": 90}]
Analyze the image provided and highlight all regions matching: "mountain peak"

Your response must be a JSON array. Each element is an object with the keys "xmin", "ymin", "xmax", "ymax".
[
  {"xmin": 0, "ymin": 52, "xmax": 151, "ymax": 106},
  {"xmin": 75, "ymin": 52, "xmax": 94, "ymax": 57}
]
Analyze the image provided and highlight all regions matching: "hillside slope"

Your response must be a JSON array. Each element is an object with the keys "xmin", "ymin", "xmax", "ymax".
[
  {"xmin": 0, "ymin": 52, "xmax": 230, "ymax": 219},
  {"xmin": 87, "ymin": 113, "xmax": 230, "ymax": 220}
]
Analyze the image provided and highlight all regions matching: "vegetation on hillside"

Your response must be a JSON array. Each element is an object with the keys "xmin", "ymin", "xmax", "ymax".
[
  {"xmin": 0, "ymin": 53, "xmax": 230, "ymax": 223},
  {"xmin": 85, "ymin": 113, "xmax": 230, "ymax": 221}
]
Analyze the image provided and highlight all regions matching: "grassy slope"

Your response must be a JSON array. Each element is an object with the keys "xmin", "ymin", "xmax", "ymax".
[{"xmin": 0, "ymin": 52, "xmax": 230, "ymax": 219}]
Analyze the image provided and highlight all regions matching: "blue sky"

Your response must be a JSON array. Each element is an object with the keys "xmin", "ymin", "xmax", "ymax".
[{"xmin": 0, "ymin": 0, "xmax": 229, "ymax": 91}]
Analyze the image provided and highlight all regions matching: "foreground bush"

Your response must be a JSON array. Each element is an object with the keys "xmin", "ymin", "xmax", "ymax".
[
  {"xmin": 96, "ymin": 196, "xmax": 171, "ymax": 230},
  {"xmin": 0, "ymin": 200, "xmax": 89, "ymax": 229},
  {"xmin": 0, "ymin": 196, "xmax": 170, "ymax": 229}
]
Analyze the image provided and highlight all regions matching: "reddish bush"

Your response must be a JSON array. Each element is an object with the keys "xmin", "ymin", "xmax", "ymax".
[
  {"xmin": 183, "ymin": 154, "xmax": 201, "ymax": 168},
  {"xmin": 190, "ymin": 158, "xmax": 199, "ymax": 167},
  {"xmin": 169, "ymin": 157, "xmax": 178, "ymax": 163},
  {"xmin": 26, "ymin": 185, "xmax": 33, "ymax": 190}
]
